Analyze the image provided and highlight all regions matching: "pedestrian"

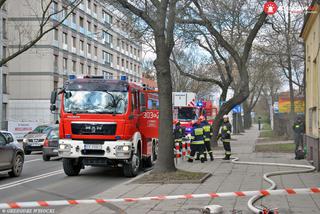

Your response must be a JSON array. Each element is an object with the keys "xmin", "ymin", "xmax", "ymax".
[
  {"xmin": 220, "ymin": 115, "xmax": 232, "ymax": 160},
  {"xmin": 200, "ymin": 116, "xmax": 214, "ymax": 161},
  {"xmin": 258, "ymin": 116, "xmax": 262, "ymax": 130},
  {"xmin": 173, "ymin": 119, "xmax": 185, "ymax": 149},
  {"xmin": 293, "ymin": 116, "xmax": 305, "ymax": 160},
  {"xmin": 188, "ymin": 119, "xmax": 205, "ymax": 163}
]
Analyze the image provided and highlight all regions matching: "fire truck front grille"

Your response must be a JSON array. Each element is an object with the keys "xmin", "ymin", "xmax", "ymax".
[
  {"xmin": 71, "ymin": 123, "xmax": 116, "ymax": 135},
  {"xmin": 81, "ymin": 150, "xmax": 105, "ymax": 156}
]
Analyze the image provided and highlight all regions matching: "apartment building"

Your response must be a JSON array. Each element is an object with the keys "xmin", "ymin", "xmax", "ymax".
[
  {"xmin": 6, "ymin": 0, "xmax": 143, "ymax": 124},
  {"xmin": 0, "ymin": 3, "xmax": 8, "ymax": 129},
  {"xmin": 301, "ymin": 0, "xmax": 320, "ymax": 170}
]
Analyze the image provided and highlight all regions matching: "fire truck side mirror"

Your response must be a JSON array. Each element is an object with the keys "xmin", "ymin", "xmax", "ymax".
[
  {"xmin": 50, "ymin": 104, "xmax": 57, "ymax": 112},
  {"xmin": 50, "ymin": 91, "xmax": 57, "ymax": 104},
  {"xmin": 140, "ymin": 106, "xmax": 146, "ymax": 112}
]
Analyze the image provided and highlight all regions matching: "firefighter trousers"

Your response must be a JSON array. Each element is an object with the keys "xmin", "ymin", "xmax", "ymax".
[
  {"xmin": 190, "ymin": 144, "xmax": 205, "ymax": 159},
  {"xmin": 222, "ymin": 140, "xmax": 231, "ymax": 156},
  {"xmin": 204, "ymin": 140, "xmax": 212, "ymax": 154}
]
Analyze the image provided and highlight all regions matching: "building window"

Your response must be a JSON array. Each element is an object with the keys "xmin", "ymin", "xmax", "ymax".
[
  {"xmin": 130, "ymin": 46, "xmax": 133, "ymax": 54},
  {"xmin": 94, "ymin": 67, "xmax": 98, "ymax": 75},
  {"xmin": 121, "ymin": 59, "xmax": 124, "ymax": 67},
  {"xmin": 62, "ymin": 6, "xmax": 68, "ymax": 18},
  {"xmin": 117, "ymin": 38, "xmax": 120, "ymax": 47},
  {"xmin": 2, "ymin": 46, "xmax": 6, "ymax": 59},
  {"xmin": 79, "ymin": 16, "xmax": 84, "ymax": 28},
  {"xmin": 2, "ymin": 18, "xmax": 7, "ymax": 39},
  {"xmin": 126, "ymin": 43, "xmax": 129, "ymax": 52},
  {"xmin": 134, "ymin": 64, "xmax": 136, "ymax": 72},
  {"xmin": 80, "ymin": 40, "xmax": 84, "ymax": 51},
  {"xmin": 54, "ymin": 28, "xmax": 59, "ymax": 41},
  {"xmin": 103, "ymin": 71, "xmax": 113, "ymax": 80},
  {"xmin": 103, "ymin": 51, "xmax": 112, "ymax": 64},
  {"xmin": 87, "ymin": 0, "xmax": 91, "ymax": 10},
  {"xmin": 87, "ymin": 43, "xmax": 91, "ymax": 55},
  {"xmin": 130, "ymin": 62, "xmax": 133, "ymax": 71},
  {"xmin": 52, "ymin": 1, "xmax": 58, "ymax": 13},
  {"xmin": 2, "ymin": 104, "xmax": 7, "ymax": 122},
  {"xmin": 72, "ymin": 36, "xmax": 76, "ymax": 48},
  {"xmin": 94, "ymin": 46, "xmax": 98, "ymax": 57},
  {"xmin": 87, "ymin": 65, "xmax": 91, "ymax": 75},
  {"xmin": 94, "ymin": 24, "xmax": 97, "ymax": 33},
  {"xmin": 63, "ymin": 58, "xmax": 68, "ymax": 73},
  {"xmin": 87, "ymin": 21, "xmax": 91, "ymax": 32},
  {"xmin": 122, "ymin": 41, "xmax": 125, "ymax": 50},
  {"xmin": 102, "ymin": 10, "xmax": 112, "ymax": 24},
  {"xmin": 54, "ymin": 55, "xmax": 58, "ymax": 71},
  {"xmin": 72, "ymin": 60, "xmax": 76, "ymax": 73},
  {"xmin": 103, "ymin": 31, "xmax": 112, "ymax": 44},
  {"xmin": 2, "ymin": 74, "xmax": 7, "ymax": 94},
  {"xmin": 80, "ymin": 63, "xmax": 84, "ymax": 74},
  {"xmin": 72, "ymin": 12, "xmax": 76, "ymax": 24},
  {"xmin": 126, "ymin": 60, "xmax": 129, "ymax": 69},
  {"xmin": 117, "ymin": 57, "xmax": 120, "ymax": 65},
  {"xmin": 134, "ymin": 48, "xmax": 136, "ymax": 56},
  {"xmin": 93, "ymin": 3, "xmax": 97, "ymax": 14},
  {"xmin": 63, "ymin": 32, "xmax": 68, "ymax": 45}
]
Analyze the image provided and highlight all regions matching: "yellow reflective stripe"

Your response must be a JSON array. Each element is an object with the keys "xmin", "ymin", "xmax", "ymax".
[
  {"xmin": 194, "ymin": 128, "xmax": 204, "ymax": 136},
  {"xmin": 225, "ymin": 151, "xmax": 231, "ymax": 155},
  {"xmin": 295, "ymin": 125, "xmax": 300, "ymax": 128},
  {"xmin": 222, "ymin": 139, "xmax": 231, "ymax": 142},
  {"xmin": 203, "ymin": 125, "xmax": 211, "ymax": 132},
  {"xmin": 175, "ymin": 139, "xmax": 182, "ymax": 142},
  {"xmin": 205, "ymin": 138, "xmax": 211, "ymax": 141},
  {"xmin": 222, "ymin": 126, "xmax": 228, "ymax": 130},
  {"xmin": 191, "ymin": 141, "xmax": 204, "ymax": 145},
  {"xmin": 210, "ymin": 133, "xmax": 213, "ymax": 136}
]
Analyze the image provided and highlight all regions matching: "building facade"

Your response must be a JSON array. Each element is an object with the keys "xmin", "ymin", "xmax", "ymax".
[
  {"xmin": 6, "ymin": 0, "xmax": 143, "ymax": 124},
  {"xmin": 0, "ymin": 2, "xmax": 9, "ymax": 129},
  {"xmin": 301, "ymin": 0, "xmax": 320, "ymax": 170}
]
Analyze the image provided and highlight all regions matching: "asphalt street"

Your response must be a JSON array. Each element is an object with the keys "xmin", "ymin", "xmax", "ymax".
[{"xmin": 0, "ymin": 152, "xmax": 131, "ymax": 205}]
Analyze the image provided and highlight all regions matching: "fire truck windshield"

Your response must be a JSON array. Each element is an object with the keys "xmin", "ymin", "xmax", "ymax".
[
  {"xmin": 177, "ymin": 107, "xmax": 197, "ymax": 121},
  {"xmin": 64, "ymin": 91, "xmax": 128, "ymax": 114}
]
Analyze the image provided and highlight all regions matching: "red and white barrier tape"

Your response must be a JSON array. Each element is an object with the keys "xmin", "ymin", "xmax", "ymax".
[{"xmin": 1, "ymin": 187, "xmax": 319, "ymax": 209}]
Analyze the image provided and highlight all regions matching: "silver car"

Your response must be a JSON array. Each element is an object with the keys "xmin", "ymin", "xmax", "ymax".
[{"xmin": 22, "ymin": 125, "xmax": 54, "ymax": 155}]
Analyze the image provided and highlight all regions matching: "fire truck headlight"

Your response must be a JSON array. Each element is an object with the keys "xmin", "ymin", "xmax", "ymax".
[
  {"xmin": 23, "ymin": 138, "xmax": 28, "ymax": 143},
  {"xmin": 59, "ymin": 144, "xmax": 70, "ymax": 150},
  {"xmin": 116, "ymin": 145, "xmax": 131, "ymax": 152}
]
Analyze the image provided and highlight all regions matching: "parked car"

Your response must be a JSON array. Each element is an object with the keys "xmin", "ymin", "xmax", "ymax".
[
  {"xmin": 42, "ymin": 125, "xmax": 59, "ymax": 161},
  {"xmin": 0, "ymin": 130, "xmax": 24, "ymax": 177},
  {"xmin": 22, "ymin": 125, "xmax": 55, "ymax": 155}
]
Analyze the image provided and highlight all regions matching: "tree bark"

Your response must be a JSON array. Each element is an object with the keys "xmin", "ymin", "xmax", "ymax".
[{"xmin": 243, "ymin": 100, "xmax": 252, "ymax": 129}]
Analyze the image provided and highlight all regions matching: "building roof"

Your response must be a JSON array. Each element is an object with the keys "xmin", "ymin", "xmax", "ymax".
[{"xmin": 300, "ymin": 0, "xmax": 320, "ymax": 38}]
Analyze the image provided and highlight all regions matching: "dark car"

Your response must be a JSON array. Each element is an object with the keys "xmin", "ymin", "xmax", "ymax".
[
  {"xmin": 42, "ymin": 126, "xmax": 59, "ymax": 161},
  {"xmin": 22, "ymin": 125, "xmax": 54, "ymax": 155},
  {"xmin": 0, "ymin": 131, "xmax": 24, "ymax": 177}
]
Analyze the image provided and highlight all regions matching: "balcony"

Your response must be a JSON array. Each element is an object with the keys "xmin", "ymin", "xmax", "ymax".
[
  {"xmin": 71, "ymin": 47, "xmax": 76, "ymax": 53},
  {"xmin": 87, "ymin": 31, "xmax": 92, "ymax": 38},
  {"xmin": 80, "ymin": 50, "xmax": 84, "ymax": 56},
  {"xmin": 79, "ymin": 4, "xmax": 84, "ymax": 11},
  {"xmin": 71, "ymin": 22, "xmax": 77, "ymax": 30},
  {"xmin": 79, "ymin": 27, "xmax": 85, "ymax": 34},
  {"xmin": 93, "ymin": 13, "xmax": 97, "ymax": 19},
  {"xmin": 53, "ymin": 40, "xmax": 59, "ymax": 47},
  {"xmin": 93, "ymin": 56, "xmax": 97, "ymax": 61},
  {"xmin": 63, "ymin": 19, "xmax": 69, "ymax": 26},
  {"xmin": 63, "ymin": 44, "xmax": 68, "ymax": 50},
  {"xmin": 87, "ymin": 53, "xmax": 91, "ymax": 59}
]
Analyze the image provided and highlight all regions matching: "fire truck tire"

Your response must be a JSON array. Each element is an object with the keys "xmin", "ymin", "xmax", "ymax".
[
  {"xmin": 144, "ymin": 142, "xmax": 156, "ymax": 168},
  {"xmin": 63, "ymin": 158, "xmax": 81, "ymax": 176},
  {"xmin": 123, "ymin": 151, "xmax": 141, "ymax": 177}
]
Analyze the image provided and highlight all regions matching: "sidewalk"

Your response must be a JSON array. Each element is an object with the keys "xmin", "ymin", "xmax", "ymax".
[{"xmin": 60, "ymin": 125, "xmax": 320, "ymax": 214}]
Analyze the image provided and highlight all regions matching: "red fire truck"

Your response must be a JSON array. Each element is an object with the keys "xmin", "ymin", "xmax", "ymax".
[{"xmin": 50, "ymin": 77, "xmax": 159, "ymax": 177}]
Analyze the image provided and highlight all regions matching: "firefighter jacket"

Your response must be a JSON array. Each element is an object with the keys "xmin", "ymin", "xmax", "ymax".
[
  {"xmin": 173, "ymin": 125, "xmax": 185, "ymax": 142},
  {"xmin": 190, "ymin": 123, "xmax": 204, "ymax": 145},
  {"xmin": 221, "ymin": 122, "xmax": 232, "ymax": 140},
  {"xmin": 292, "ymin": 121, "xmax": 304, "ymax": 135},
  {"xmin": 201, "ymin": 120, "xmax": 213, "ymax": 141}
]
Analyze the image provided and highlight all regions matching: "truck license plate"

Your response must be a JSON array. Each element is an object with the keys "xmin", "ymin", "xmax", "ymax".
[
  {"xmin": 84, "ymin": 144, "xmax": 102, "ymax": 150},
  {"xmin": 31, "ymin": 142, "xmax": 39, "ymax": 147}
]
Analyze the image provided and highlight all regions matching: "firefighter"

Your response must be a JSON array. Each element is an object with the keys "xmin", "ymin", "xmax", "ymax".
[
  {"xmin": 173, "ymin": 119, "xmax": 185, "ymax": 149},
  {"xmin": 221, "ymin": 115, "xmax": 232, "ymax": 160},
  {"xmin": 199, "ymin": 116, "xmax": 214, "ymax": 161},
  {"xmin": 292, "ymin": 117, "xmax": 305, "ymax": 160},
  {"xmin": 188, "ymin": 119, "xmax": 205, "ymax": 163}
]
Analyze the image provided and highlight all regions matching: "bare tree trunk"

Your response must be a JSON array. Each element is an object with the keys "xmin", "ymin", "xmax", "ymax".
[
  {"xmin": 153, "ymin": 38, "xmax": 176, "ymax": 173},
  {"xmin": 243, "ymin": 100, "xmax": 252, "ymax": 129}
]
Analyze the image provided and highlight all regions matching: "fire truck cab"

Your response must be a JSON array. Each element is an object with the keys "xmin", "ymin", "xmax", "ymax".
[{"xmin": 50, "ymin": 77, "xmax": 159, "ymax": 177}]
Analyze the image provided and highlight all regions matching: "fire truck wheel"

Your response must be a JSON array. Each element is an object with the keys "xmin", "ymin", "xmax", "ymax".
[
  {"xmin": 63, "ymin": 158, "xmax": 81, "ymax": 176},
  {"xmin": 123, "ymin": 151, "xmax": 141, "ymax": 177}
]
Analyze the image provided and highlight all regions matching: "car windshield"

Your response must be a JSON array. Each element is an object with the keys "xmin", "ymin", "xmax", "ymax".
[
  {"xmin": 64, "ymin": 91, "xmax": 128, "ymax": 114},
  {"xmin": 48, "ymin": 128, "xmax": 59, "ymax": 140},
  {"xmin": 32, "ymin": 125, "xmax": 49, "ymax": 134},
  {"xmin": 178, "ymin": 107, "xmax": 197, "ymax": 122}
]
